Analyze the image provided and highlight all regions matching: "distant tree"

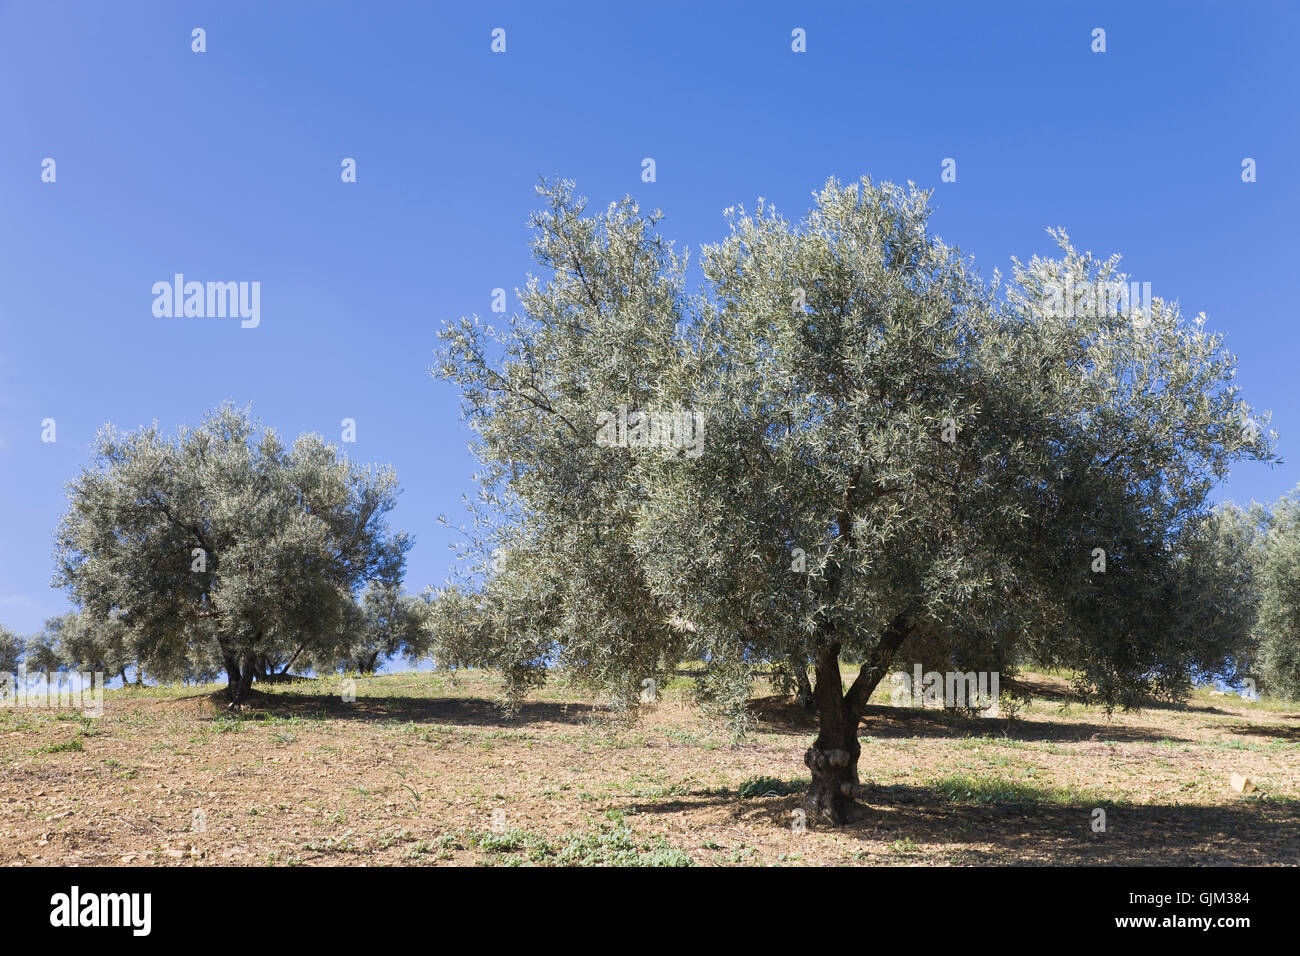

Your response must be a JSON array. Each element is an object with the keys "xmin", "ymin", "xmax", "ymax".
[
  {"xmin": 54, "ymin": 403, "xmax": 410, "ymax": 706},
  {"xmin": 774, "ymin": 652, "xmax": 816, "ymax": 712},
  {"xmin": 0, "ymin": 626, "xmax": 22, "ymax": 674},
  {"xmin": 30, "ymin": 611, "xmax": 135, "ymax": 682},
  {"xmin": 433, "ymin": 177, "xmax": 1274, "ymax": 823},
  {"xmin": 1256, "ymin": 487, "xmax": 1300, "ymax": 700},
  {"xmin": 1163, "ymin": 502, "xmax": 1267, "ymax": 692},
  {"xmin": 331, "ymin": 581, "xmax": 429, "ymax": 674},
  {"xmin": 21, "ymin": 630, "xmax": 61, "ymax": 674}
]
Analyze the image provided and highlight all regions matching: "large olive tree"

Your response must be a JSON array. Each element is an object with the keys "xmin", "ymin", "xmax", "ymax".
[
  {"xmin": 433, "ymin": 177, "xmax": 1273, "ymax": 823},
  {"xmin": 54, "ymin": 403, "xmax": 411, "ymax": 705}
]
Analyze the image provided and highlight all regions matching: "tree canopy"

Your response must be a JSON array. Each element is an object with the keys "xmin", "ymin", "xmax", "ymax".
[
  {"xmin": 333, "ymin": 580, "xmax": 430, "ymax": 675},
  {"xmin": 0, "ymin": 626, "xmax": 21, "ymax": 675}
]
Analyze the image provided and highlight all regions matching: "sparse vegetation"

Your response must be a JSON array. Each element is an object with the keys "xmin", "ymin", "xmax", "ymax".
[{"xmin": 0, "ymin": 668, "xmax": 1294, "ymax": 866}]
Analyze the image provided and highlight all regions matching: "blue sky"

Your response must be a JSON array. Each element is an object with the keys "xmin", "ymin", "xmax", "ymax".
[{"xmin": 1, "ymin": 0, "xmax": 1297, "ymax": 636}]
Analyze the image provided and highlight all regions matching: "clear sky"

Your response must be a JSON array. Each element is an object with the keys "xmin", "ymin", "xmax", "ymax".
[{"xmin": 1, "ymin": 1, "xmax": 1297, "ymax": 636}]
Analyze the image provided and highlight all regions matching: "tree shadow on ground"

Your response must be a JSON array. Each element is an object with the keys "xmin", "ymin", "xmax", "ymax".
[
  {"xmin": 623, "ymin": 782, "xmax": 1300, "ymax": 865},
  {"xmin": 1007, "ymin": 675, "xmax": 1240, "ymax": 716},
  {"xmin": 748, "ymin": 696, "xmax": 1196, "ymax": 743},
  {"xmin": 1004, "ymin": 675, "xmax": 1075, "ymax": 702},
  {"xmin": 1219, "ymin": 721, "xmax": 1300, "ymax": 742},
  {"xmin": 858, "ymin": 705, "xmax": 1198, "ymax": 744},
  {"xmin": 846, "ymin": 784, "xmax": 1298, "ymax": 864},
  {"xmin": 1139, "ymin": 698, "xmax": 1237, "ymax": 715},
  {"xmin": 193, "ymin": 689, "xmax": 598, "ymax": 728}
]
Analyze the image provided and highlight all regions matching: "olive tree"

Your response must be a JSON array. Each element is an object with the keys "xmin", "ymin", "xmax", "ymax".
[
  {"xmin": 433, "ymin": 177, "xmax": 1273, "ymax": 823},
  {"xmin": 54, "ymin": 402, "xmax": 410, "ymax": 705},
  {"xmin": 29, "ymin": 611, "xmax": 136, "ymax": 683},
  {"xmin": 330, "ymin": 581, "xmax": 430, "ymax": 675},
  {"xmin": 0, "ymin": 626, "xmax": 22, "ymax": 675},
  {"xmin": 1256, "ymin": 487, "xmax": 1300, "ymax": 699},
  {"xmin": 1165, "ymin": 502, "xmax": 1267, "ymax": 692}
]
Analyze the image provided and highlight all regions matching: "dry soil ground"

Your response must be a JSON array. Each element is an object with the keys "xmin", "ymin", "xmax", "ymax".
[{"xmin": 1, "ymin": 669, "xmax": 1297, "ymax": 866}]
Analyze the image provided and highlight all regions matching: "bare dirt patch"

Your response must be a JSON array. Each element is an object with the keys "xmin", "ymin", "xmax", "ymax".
[{"xmin": 1, "ymin": 670, "xmax": 1296, "ymax": 866}]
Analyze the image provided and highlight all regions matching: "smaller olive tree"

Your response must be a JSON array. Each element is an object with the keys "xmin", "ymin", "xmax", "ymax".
[
  {"xmin": 29, "ymin": 612, "xmax": 135, "ymax": 682},
  {"xmin": 55, "ymin": 403, "xmax": 411, "ymax": 705},
  {"xmin": 1168, "ymin": 502, "xmax": 1268, "ymax": 691},
  {"xmin": 1256, "ymin": 487, "xmax": 1300, "ymax": 700},
  {"xmin": 0, "ymin": 626, "xmax": 22, "ymax": 674},
  {"xmin": 328, "ymin": 582, "xmax": 430, "ymax": 675}
]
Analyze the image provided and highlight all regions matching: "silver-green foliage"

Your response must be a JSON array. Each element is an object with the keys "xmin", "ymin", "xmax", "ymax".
[
  {"xmin": 329, "ymin": 581, "xmax": 430, "ymax": 675},
  {"xmin": 54, "ymin": 402, "xmax": 411, "ymax": 696},
  {"xmin": 1257, "ymin": 488, "xmax": 1300, "ymax": 699},
  {"xmin": 0, "ymin": 625, "xmax": 22, "ymax": 674},
  {"xmin": 431, "ymin": 177, "xmax": 1273, "ymax": 731}
]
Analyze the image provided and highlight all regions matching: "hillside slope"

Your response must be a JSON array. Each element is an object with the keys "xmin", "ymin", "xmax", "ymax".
[{"xmin": 1, "ymin": 670, "xmax": 1296, "ymax": 866}]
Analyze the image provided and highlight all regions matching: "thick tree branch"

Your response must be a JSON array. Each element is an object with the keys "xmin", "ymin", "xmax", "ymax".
[{"xmin": 843, "ymin": 610, "xmax": 913, "ymax": 718}]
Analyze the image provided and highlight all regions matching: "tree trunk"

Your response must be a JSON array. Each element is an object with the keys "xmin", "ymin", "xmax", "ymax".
[
  {"xmin": 804, "ymin": 611, "xmax": 915, "ymax": 826},
  {"xmin": 222, "ymin": 653, "xmax": 242, "ymax": 698},
  {"xmin": 804, "ymin": 644, "xmax": 861, "ymax": 825},
  {"xmin": 280, "ymin": 642, "xmax": 307, "ymax": 676},
  {"xmin": 793, "ymin": 659, "xmax": 815, "ymax": 711},
  {"xmin": 228, "ymin": 652, "xmax": 256, "ymax": 708}
]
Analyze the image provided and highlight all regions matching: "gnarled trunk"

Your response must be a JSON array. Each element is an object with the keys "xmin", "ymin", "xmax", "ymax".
[
  {"xmin": 222, "ymin": 631, "xmax": 263, "ymax": 708},
  {"xmin": 228, "ymin": 651, "xmax": 256, "ymax": 707},
  {"xmin": 804, "ymin": 611, "xmax": 915, "ymax": 826},
  {"xmin": 805, "ymin": 645, "xmax": 862, "ymax": 824}
]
